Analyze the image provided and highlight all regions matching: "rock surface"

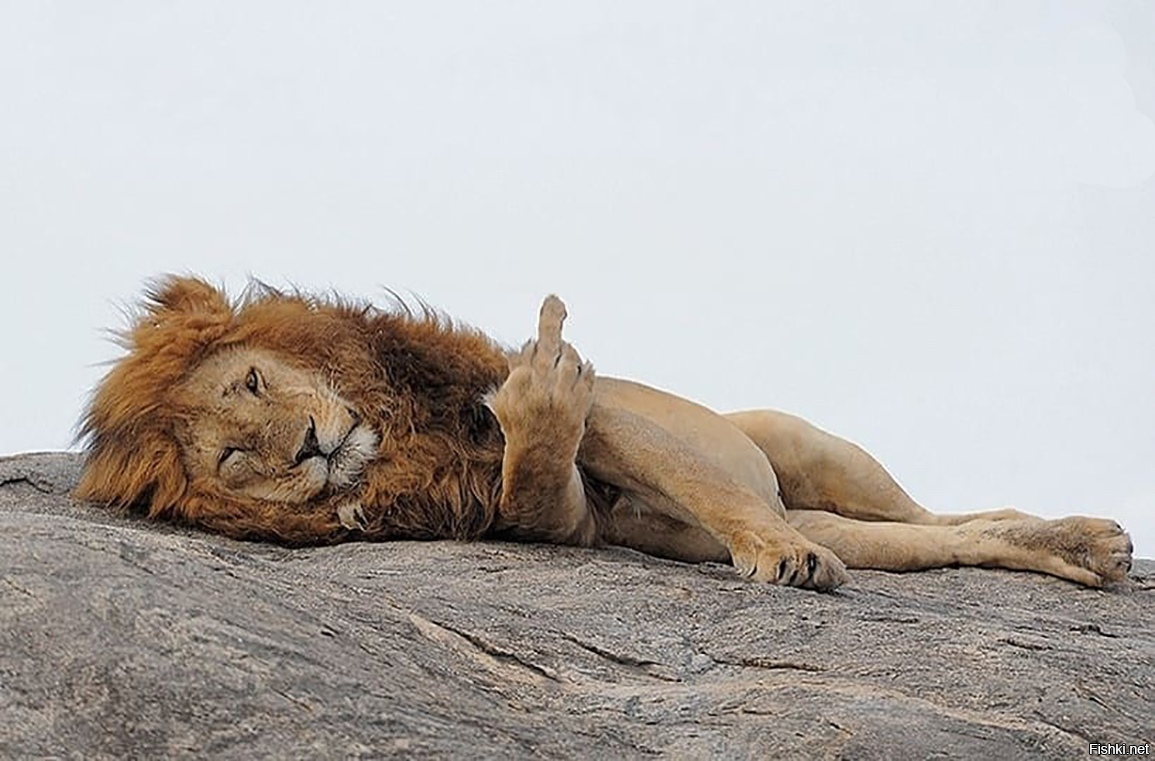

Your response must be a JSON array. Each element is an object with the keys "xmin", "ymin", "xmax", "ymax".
[{"xmin": 1, "ymin": 452, "xmax": 1152, "ymax": 759}]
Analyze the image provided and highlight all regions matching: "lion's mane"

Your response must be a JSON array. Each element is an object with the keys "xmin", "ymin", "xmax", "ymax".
[{"xmin": 76, "ymin": 276, "xmax": 511, "ymax": 545}]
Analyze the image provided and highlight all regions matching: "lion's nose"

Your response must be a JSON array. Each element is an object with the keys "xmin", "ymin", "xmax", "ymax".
[{"xmin": 295, "ymin": 417, "xmax": 323, "ymax": 464}]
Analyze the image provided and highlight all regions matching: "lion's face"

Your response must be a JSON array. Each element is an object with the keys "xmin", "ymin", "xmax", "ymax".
[{"xmin": 175, "ymin": 346, "xmax": 380, "ymax": 504}]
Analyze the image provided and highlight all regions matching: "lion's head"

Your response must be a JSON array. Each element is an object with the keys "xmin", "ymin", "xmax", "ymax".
[
  {"xmin": 75, "ymin": 276, "xmax": 382, "ymax": 539},
  {"xmin": 174, "ymin": 345, "xmax": 379, "ymax": 504},
  {"xmin": 77, "ymin": 275, "xmax": 508, "ymax": 544}
]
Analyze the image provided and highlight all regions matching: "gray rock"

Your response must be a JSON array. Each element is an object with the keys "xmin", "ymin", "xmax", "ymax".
[{"xmin": 2, "ymin": 452, "xmax": 1152, "ymax": 759}]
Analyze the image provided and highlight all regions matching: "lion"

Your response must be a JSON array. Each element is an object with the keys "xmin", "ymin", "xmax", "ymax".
[{"xmin": 76, "ymin": 276, "xmax": 1134, "ymax": 591}]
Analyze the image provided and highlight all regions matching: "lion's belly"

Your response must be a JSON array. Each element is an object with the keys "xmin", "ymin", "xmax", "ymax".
[
  {"xmin": 591, "ymin": 377, "xmax": 781, "ymax": 507},
  {"xmin": 598, "ymin": 494, "xmax": 733, "ymax": 563}
]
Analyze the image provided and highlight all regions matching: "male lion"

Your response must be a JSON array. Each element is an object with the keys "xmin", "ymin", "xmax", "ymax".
[{"xmin": 76, "ymin": 276, "xmax": 1133, "ymax": 591}]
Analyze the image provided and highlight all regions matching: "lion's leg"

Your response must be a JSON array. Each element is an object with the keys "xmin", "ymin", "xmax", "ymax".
[
  {"xmin": 580, "ymin": 385, "xmax": 848, "ymax": 590},
  {"xmin": 726, "ymin": 410, "xmax": 1037, "ymax": 526},
  {"xmin": 786, "ymin": 509, "xmax": 1133, "ymax": 588},
  {"xmin": 487, "ymin": 296, "xmax": 597, "ymax": 545}
]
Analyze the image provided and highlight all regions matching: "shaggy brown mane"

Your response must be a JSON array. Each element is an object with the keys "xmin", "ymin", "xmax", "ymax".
[{"xmin": 76, "ymin": 276, "xmax": 512, "ymax": 545}]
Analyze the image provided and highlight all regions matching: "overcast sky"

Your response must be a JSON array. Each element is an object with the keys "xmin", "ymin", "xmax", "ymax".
[{"xmin": 2, "ymin": 2, "xmax": 1152, "ymax": 557}]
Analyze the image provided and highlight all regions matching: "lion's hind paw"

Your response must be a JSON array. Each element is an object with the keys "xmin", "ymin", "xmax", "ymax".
[
  {"xmin": 1076, "ymin": 517, "xmax": 1133, "ymax": 585},
  {"xmin": 1004, "ymin": 516, "xmax": 1135, "ymax": 588}
]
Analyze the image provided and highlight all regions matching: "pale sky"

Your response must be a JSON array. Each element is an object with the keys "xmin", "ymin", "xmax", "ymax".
[{"xmin": 3, "ymin": 2, "xmax": 1153, "ymax": 556}]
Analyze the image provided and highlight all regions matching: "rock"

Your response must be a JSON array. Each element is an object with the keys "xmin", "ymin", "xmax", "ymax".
[{"xmin": 1, "ymin": 452, "xmax": 1152, "ymax": 759}]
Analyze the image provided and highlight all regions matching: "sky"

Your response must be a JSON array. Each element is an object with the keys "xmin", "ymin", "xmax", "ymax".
[{"xmin": 2, "ymin": 2, "xmax": 1152, "ymax": 557}]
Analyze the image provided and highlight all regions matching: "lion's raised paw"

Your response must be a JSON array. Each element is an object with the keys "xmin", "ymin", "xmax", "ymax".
[{"xmin": 488, "ymin": 295, "xmax": 595, "ymax": 454}]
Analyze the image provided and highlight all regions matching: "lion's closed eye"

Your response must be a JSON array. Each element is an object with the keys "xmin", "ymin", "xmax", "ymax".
[{"xmin": 218, "ymin": 447, "xmax": 243, "ymax": 470}]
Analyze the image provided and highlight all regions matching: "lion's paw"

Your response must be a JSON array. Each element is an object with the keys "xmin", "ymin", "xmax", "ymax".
[
  {"xmin": 488, "ymin": 295, "xmax": 595, "ymax": 454},
  {"xmin": 1049, "ymin": 516, "xmax": 1133, "ymax": 587},
  {"xmin": 729, "ymin": 531, "xmax": 848, "ymax": 591}
]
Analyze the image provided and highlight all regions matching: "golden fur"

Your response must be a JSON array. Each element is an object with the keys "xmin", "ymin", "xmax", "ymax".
[
  {"xmin": 77, "ymin": 276, "xmax": 512, "ymax": 544},
  {"xmin": 77, "ymin": 276, "xmax": 1133, "ymax": 591}
]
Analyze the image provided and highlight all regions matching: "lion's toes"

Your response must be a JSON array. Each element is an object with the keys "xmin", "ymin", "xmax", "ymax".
[
  {"xmin": 1031, "ymin": 516, "xmax": 1133, "ymax": 587},
  {"xmin": 796, "ymin": 545, "xmax": 848, "ymax": 590},
  {"xmin": 532, "ymin": 294, "xmax": 568, "ymax": 361},
  {"xmin": 1068, "ymin": 517, "xmax": 1133, "ymax": 583},
  {"xmin": 539, "ymin": 294, "xmax": 567, "ymax": 332},
  {"xmin": 491, "ymin": 307, "xmax": 595, "ymax": 456},
  {"xmin": 730, "ymin": 533, "xmax": 847, "ymax": 591},
  {"xmin": 555, "ymin": 343, "xmax": 596, "ymax": 396}
]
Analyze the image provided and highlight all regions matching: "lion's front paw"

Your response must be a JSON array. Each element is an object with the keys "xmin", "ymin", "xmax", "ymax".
[
  {"xmin": 729, "ymin": 531, "xmax": 848, "ymax": 591},
  {"xmin": 488, "ymin": 295, "xmax": 595, "ymax": 455}
]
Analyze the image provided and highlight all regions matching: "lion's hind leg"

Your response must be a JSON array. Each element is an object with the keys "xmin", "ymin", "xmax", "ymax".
[
  {"xmin": 727, "ymin": 409, "xmax": 1038, "ymax": 526},
  {"xmin": 787, "ymin": 510, "xmax": 1133, "ymax": 588}
]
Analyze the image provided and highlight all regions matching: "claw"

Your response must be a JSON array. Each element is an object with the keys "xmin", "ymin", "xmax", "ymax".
[{"xmin": 777, "ymin": 557, "xmax": 790, "ymax": 582}]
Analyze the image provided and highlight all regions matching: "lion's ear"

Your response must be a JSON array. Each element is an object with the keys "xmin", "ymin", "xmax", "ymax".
[
  {"xmin": 74, "ymin": 429, "xmax": 188, "ymax": 518},
  {"xmin": 145, "ymin": 275, "xmax": 232, "ymax": 319}
]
